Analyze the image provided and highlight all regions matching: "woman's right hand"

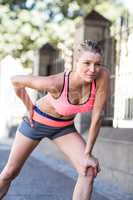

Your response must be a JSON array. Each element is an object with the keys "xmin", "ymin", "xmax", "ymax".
[{"xmin": 27, "ymin": 104, "xmax": 35, "ymax": 127}]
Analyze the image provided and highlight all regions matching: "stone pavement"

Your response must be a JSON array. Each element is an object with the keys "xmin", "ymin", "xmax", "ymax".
[
  {"xmin": 0, "ymin": 143, "xmax": 109, "ymax": 200},
  {"xmin": 1, "ymin": 126, "xmax": 133, "ymax": 200},
  {"xmin": 33, "ymin": 128, "xmax": 133, "ymax": 200}
]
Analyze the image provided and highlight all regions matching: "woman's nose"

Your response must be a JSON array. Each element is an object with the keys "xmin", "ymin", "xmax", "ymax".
[{"xmin": 89, "ymin": 64, "xmax": 95, "ymax": 72}]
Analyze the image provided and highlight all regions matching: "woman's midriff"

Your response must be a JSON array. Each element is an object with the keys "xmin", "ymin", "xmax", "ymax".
[{"xmin": 35, "ymin": 96, "xmax": 75, "ymax": 120}]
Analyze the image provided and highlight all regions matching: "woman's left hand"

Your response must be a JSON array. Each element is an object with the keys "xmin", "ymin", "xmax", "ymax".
[{"xmin": 83, "ymin": 153, "xmax": 101, "ymax": 177}]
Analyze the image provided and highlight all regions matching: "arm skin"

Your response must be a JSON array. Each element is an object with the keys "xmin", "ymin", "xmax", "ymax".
[
  {"xmin": 10, "ymin": 74, "xmax": 60, "ymax": 110},
  {"xmin": 84, "ymin": 68, "xmax": 110, "ymax": 155}
]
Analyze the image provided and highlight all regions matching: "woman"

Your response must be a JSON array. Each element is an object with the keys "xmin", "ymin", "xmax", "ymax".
[{"xmin": 0, "ymin": 40, "xmax": 110, "ymax": 200}]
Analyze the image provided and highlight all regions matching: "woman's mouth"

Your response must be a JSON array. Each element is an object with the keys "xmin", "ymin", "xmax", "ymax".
[{"xmin": 85, "ymin": 74, "xmax": 96, "ymax": 79}]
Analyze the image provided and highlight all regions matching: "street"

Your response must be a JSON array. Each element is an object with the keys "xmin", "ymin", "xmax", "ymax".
[{"xmin": 0, "ymin": 142, "xmax": 109, "ymax": 200}]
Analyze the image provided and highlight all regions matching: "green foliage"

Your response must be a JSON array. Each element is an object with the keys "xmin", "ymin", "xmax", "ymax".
[
  {"xmin": 0, "ymin": 4, "xmax": 48, "ymax": 67},
  {"xmin": 0, "ymin": 0, "xmax": 130, "ymax": 67}
]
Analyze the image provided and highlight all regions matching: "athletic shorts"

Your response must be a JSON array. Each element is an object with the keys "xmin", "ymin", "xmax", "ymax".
[{"xmin": 18, "ymin": 106, "xmax": 77, "ymax": 141}]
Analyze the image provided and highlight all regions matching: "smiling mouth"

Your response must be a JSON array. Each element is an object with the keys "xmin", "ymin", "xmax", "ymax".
[{"xmin": 85, "ymin": 74, "xmax": 96, "ymax": 78}]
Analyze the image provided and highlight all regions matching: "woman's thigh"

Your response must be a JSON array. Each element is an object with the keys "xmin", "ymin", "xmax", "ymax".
[
  {"xmin": 53, "ymin": 132, "xmax": 89, "ymax": 173},
  {"xmin": 5, "ymin": 131, "xmax": 40, "ymax": 169}
]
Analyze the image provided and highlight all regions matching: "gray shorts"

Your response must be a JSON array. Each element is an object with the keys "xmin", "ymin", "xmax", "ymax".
[{"xmin": 18, "ymin": 107, "xmax": 77, "ymax": 141}]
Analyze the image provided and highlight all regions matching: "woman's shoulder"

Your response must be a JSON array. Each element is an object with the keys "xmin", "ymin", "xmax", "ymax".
[
  {"xmin": 100, "ymin": 67, "xmax": 110, "ymax": 77},
  {"xmin": 95, "ymin": 67, "xmax": 110, "ymax": 90},
  {"xmin": 47, "ymin": 71, "xmax": 65, "ymax": 94},
  {"xmin": 97, "ymin": 67, "xmax": 110, "ymax": 81},
  {"xmin": 50, "ymin": 71, "xmax": 65, "ymax": 86}
]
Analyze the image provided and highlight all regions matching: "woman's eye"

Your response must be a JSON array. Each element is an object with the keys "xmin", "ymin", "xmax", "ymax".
[
  {"xmin": 84, "ymin": 62, "xmax": 90, "ymax": 65},
  {"xmin": 95, "ymin": 63, "xmax": 101, "ymax": 67}
]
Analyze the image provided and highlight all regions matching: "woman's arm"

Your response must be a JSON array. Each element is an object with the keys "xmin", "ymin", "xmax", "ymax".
[
  {"xmin": 11, "ymin": 74, "xmax": 57, "ymax": 91},
  {"xmin": 11, "ymin": 74, "xmax": 56, "ymax": 109},
  {"xmin": 11, "ymin": 74, "xmax": 61, "ymax": 125},
  {"xmin": 85, "ymin": 68, "xmax": 110, "ymax": 155}
]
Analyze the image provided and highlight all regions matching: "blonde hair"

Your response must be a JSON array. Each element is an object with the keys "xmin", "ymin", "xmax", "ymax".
[{"xmin": 77, "ymin": 40, "xmax": 103, "ymax": 56}]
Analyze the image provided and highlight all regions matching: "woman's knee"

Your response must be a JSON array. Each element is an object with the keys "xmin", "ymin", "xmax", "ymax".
[
  {"xmin": 77, "ymin": 166, "xmax": 95, "ymax": 184},
  {"xmin": 0, "ymin": 164, "xmax": 21, "ymax": 182},
  {"xmin": 86, "ymin": 167, "xmax": 95, "ymax": 183},
  {"xmin": 86, "ymin": 167, "xmax": 95, "ymax": 177}
]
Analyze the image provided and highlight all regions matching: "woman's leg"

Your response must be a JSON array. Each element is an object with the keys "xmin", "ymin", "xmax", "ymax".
[
  {"xmin": 53, "ymin": 132, "xmax": 96, "ymax": 200},
  {"xmin": 0, "ymin": 131, "xmax": 40, "ymax": 199}
]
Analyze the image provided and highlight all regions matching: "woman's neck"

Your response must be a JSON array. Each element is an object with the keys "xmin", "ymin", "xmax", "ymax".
[{"xmin": 70, "ymin": 70, "xmax": 90, "ymax": 90}]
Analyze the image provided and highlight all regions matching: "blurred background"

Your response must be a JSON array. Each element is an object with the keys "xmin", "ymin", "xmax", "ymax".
[{"xmin": 0, "ymin": 0, "xmax": 133, "ymax": 198}]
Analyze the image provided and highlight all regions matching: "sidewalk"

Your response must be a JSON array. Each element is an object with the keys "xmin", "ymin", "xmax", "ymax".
[
  {"xmin": 34, "ymin": 128, "xmax": 133, "ymax": 200},
  {"xmin": 1, "ymin": 126, "xmax": 133, "ymax": 200},
  {"xmin": 0, "ymin": 141, "xmax": 109, "ymax": 200}
]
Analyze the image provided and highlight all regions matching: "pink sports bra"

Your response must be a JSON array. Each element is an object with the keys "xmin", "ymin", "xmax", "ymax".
[{"xmin": 47, "ymin": 70, "xmax": 96, "ymax": 116}]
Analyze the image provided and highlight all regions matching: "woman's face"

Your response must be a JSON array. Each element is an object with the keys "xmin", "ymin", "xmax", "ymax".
[{"xmin": 76, "ymin": 50, "xmax": 102, "ymax": 82}]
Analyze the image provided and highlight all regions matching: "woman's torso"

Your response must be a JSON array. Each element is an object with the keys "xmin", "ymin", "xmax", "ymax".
[{"xmin": 35, "ymin": 70, "xmax": 96, "ymax": 120}]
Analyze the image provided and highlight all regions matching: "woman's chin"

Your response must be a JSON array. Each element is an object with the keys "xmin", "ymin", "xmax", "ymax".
[
  {"xmin": 83, "ymin": 77, "xmax": 93, "ymax": 82},
  {"xmin": 83, "ymin": 76, "xmax": 95, "ymax": 82}
]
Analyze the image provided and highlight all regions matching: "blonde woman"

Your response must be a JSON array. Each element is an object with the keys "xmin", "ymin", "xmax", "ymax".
[{"xmin": 0, "ymin": 40, "xmax": 110, "ymax": 200}]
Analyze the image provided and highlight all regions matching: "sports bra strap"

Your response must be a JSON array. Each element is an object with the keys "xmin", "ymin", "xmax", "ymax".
[{"xmin": 65, "ymin": 69, "xmax": 71, "ymax": 76}]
